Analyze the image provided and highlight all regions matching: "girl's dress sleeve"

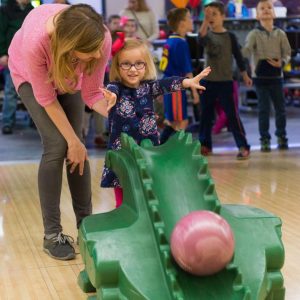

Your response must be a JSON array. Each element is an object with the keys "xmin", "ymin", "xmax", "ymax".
[
  {"xmin": 148, "ymin": 76, "xmax": 185, "ymax": 97},
  {"xmin": 106, "ymin": 82, "xmax": 120, "ymax": 97}
]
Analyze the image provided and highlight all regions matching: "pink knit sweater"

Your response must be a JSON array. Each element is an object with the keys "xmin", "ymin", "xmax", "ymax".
[{"xmin": 8, "ymin": 4, "xmax": 111, "ymax": 108}]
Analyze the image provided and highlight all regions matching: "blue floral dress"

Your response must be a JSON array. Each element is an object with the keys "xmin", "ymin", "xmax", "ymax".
[{"xmin": 101, "ymin": 77, "xmax": 184, "ymax": 188}]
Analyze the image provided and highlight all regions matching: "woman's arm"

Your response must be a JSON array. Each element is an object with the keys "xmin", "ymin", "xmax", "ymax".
[
  {"xmin": 92, "ymin": 83, "xmax": 119, "ymax": 117},
  {"xmin": 44, "ymin": 100, "xmax": 88, "ymax": 175},
  {"xmin": 147, "ymin": 11, "xmax": 159, "ymax": 43},
  {"xmin": 92, "ymin": 99, "xmax": 109, "ymax": 117}
]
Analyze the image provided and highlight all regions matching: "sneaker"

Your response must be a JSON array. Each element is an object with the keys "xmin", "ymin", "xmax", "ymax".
[
  {"xmin": 201, "ymin": 146, "xmax": 212, "ymax": 156},
  {"xmin": 260, "ymin": 139, "xmax": 271, "ymax": 152},
  {"xmin": 237, "ymin": 147, "xmax": 250, "ymax": 160},
  {"xmin": 2, "ymin": 125, "xmax": 13, "ymax": 135},
  {"xmin": 277, "ymin": 137, "xmax": 288, "ymax": 150},
  {"xmin": 43, "ymin": 232, "xmax": 75, "ymax": 260}
]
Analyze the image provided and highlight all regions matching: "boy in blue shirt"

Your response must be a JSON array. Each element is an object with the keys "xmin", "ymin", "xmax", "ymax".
[{"xmin": 160, "ymin": 8, "xmax": 199, "ymax": 143}]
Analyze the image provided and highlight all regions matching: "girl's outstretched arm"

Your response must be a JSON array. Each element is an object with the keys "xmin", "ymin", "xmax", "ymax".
[{"xmin": 182, "ymin": 66, "xmax": 211, "ymax": 90}]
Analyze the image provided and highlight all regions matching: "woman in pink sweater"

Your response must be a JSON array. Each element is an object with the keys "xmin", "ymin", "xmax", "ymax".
[{"xmin": 8, "ymin": 3, "xmax": 112, "ymax": 260}]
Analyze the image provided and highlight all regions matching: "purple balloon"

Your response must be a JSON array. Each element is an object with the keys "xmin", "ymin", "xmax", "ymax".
[{"xmin": 170, "ymin": 210, "xmax": 235, "ymax": 276}]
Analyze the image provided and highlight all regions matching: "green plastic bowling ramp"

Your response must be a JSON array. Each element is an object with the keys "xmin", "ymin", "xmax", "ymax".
[{"xmin": 78, "ymin": 132, "xmax": 285, "ymax": 300}]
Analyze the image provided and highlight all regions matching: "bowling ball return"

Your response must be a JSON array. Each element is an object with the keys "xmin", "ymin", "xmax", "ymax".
[{"xmin": 78, "ymin": 132, "xmax": 285, "ymax": 300}]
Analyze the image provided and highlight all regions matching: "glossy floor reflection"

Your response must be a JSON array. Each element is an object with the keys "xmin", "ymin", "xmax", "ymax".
[{"xmin": 0, "ymin": 148, "xmax": 300, "ymax": 299}]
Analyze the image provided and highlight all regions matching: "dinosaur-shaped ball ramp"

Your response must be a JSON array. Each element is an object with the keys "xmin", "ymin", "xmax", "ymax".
[{"xmin": 78, "ymin": 132, "xmax": 285, "ymax": 300}]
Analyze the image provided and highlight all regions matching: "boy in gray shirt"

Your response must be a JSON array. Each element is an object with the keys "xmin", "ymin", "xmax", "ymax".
[
  {"xmin": 198, "ymin": 0, "xmax": 252, "ymax": 160},
  {"xmin": 242, "ymin": 0, "xmax": 291, "ymax": 152}
]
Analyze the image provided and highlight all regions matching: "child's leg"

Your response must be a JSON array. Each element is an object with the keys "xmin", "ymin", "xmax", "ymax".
[
  {"xmin": 199, "ymin": 81, "xmax": 216, "ymax": 150},
  {"xmin": 160, "ymin": 124, "xmax": 176, "ymax": 144},
  {"xmin": 255, "ymin": 84, "xmax": 272, "ymax": 141},
  {"xmin": 219, "ymin": 82, "xmax": 249, "ymax": 149},
  {"xmin": 161, "ymin": 91, "xmax": 187, "ymax": 143},
  {"xmin": 213, "ymin": 101, "xmax": 227, "ymax": 134},
  {"xmin": 114, "ymin": 187, "xmax": 123, "ymax": 208},
  {"xmin": 213, "ymin": 81, "xmax": 239, "ymax": 134},
  {"xmin": 269, "ymin": 82, "xmax": 287, "ymax": 139}
]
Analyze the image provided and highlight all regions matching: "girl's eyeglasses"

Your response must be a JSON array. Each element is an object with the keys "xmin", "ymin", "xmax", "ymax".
[{"xmin": 119, "ymin": 62, "xmax": 146, "ymax": 70}]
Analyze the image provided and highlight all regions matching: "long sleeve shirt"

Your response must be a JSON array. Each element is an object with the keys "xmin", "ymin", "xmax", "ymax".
[
  {"xmin": 242, "ymin": 26, "xmax": 291, "ymax": 79},
  {"xmin": 199, "ymin": 31, "xmax": 246, "ymax": 82},
  {"xmin": 8, "ymin": 4, "xmax": 112, "ymax": 108}
]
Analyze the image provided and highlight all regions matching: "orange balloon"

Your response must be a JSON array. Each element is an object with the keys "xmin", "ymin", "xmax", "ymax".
[{"xmin": 170, "ymin": 0, "xmax": 189, "ymax": 8}]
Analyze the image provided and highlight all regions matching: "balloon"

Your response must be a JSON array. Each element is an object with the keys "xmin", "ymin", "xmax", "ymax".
[
  {"xmin": 170, "ymin": 210, "xmax": 235, "ymax": 276},
  {"xmin": 159, "ymin": 30, "xmax": 167, "ymax": 39},
  {"xmin": 171, "ymin": 0, "xmax": 189, "ymax": 8},
  {"xmin": 189, "ymin": 0, "xmax": 201, "ymax": 8}
]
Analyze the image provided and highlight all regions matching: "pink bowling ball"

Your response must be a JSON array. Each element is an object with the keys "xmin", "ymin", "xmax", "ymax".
[{"xmin": 170, "ymin": 210, "xmax": 235, "ymax": 276}]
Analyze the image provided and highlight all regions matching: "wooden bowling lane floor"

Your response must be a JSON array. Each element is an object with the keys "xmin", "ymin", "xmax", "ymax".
[{"xmin": 0, "ymin": 149, "xmax": 300, "ymax": 299}]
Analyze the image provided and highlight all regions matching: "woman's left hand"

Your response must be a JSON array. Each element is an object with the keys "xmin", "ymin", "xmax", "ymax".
[{"xmin": 182, "ymin": 66, "xmax": 211, "ymax": 90}]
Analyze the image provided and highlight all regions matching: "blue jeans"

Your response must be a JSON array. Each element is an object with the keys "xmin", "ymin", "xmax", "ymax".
[
  {"xmin": 2, "ymin": 68, "xmax": 19, "ymax": 128},
  {"xmin": 255, "ymin": 82, "xmax": 287, "ymax": 140}
]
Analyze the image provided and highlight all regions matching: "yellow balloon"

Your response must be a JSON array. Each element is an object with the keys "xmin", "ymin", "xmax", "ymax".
[{"xmin": 170, "ymin": 0, "xmax": 189, "ymax": 8}]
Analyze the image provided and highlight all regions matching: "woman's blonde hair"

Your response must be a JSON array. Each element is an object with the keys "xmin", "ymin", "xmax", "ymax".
[
  {"xmin": 128, "ymin": 0, "xmax": 150, "ymax": 12},
  {"xmin": 109, "ymin": 39, "xmax": 157, "ymax": 82},
  {"xmin": 49, "ymin": 4, "xmax": 106, "ymax": 94}
]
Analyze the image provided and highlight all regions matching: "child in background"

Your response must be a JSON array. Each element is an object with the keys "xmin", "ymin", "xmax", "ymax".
[
  {"xmin": 111, "ymin": 17, "xmax": 139, "ymax": 56},
  {"xmin": 107, "ymin": 14, "xmax": 121, "ymax": 43},
  {"xmin": 198, "ymin": 0, "xmax": 252, "ymax": 160},
  {"xmin": 159, "ymin": 8, "xmax": 199, "ymax": 144},
  {"xmin": 101, "ymin": 39, "xmax": 211, "ymax": 207},
  {"xmin": 242, "ymin": 0, "xmax": 291, "ymax": 152},
  {"xmin": 122, "ymin": 17, "xmax": 139, "ymax": 39}
]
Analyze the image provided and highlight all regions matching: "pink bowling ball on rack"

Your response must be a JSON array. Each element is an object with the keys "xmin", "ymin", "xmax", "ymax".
[{"xmin": 170, "ymin": 210, "xmax": 235, "ymax": 276}]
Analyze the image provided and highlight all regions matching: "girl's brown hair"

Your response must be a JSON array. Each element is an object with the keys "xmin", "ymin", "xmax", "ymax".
[
  {"xmin": 109, "ymin": 39, "xmax": 156, "ymax": 82},
  {"xmin": 49, "ymin": 4, "xmax": 106, "ymax": 93}
]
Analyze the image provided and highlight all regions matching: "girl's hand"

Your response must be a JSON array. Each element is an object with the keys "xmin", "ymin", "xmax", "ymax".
[
  {"xmin": 182, "ymin": 66, "xmax": 211, "ymax": 90},
  {"xmin": 66, "ymin": 139, "xmax": 88, "ymax": 175},
  {"xmin": 102, "ymin": 88, "xmax": 117, "ymax": 112}
]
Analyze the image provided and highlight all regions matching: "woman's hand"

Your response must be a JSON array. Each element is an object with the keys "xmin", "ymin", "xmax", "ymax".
[
  {"xmin": 102, "ymin": 88, "xmax": 117, "ymax": 112},
  {"xmin": 67, "ymin": 138, "xmax": 88, "ymax": 175},
  {"xmin": 182, "ymin": 66, "xmax": 211, "ymax": 90}
]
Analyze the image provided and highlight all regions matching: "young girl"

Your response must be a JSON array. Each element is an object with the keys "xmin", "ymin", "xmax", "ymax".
[{"xmin": 101, "ymin": 39, "xmax": 211, "ymax": 207}]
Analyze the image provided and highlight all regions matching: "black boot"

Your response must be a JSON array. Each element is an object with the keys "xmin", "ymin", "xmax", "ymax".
[{"xmin": 160, "ymin": 125, "xmax": 176, "ymax": 144}]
